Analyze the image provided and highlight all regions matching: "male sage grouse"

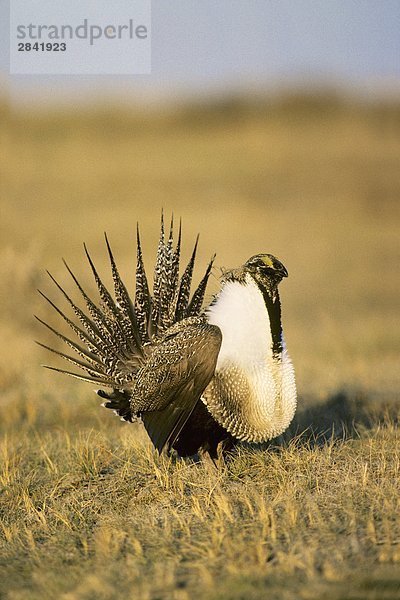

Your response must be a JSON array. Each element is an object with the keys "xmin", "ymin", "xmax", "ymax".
[{"xmin": 37, "ymin": 216, "xmax": 296, "ymax": 457}]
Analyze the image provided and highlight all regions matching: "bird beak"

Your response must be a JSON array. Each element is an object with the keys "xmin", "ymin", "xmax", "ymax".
[
  {"xmin": 272, "ymin": 260, "xmax": 288, "ymax": 278},
  {"xmin": 280, "ymin": 265, "xmax": 288, "ymax": 278}
]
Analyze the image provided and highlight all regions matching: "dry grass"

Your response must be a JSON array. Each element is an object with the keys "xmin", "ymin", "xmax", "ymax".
[
  {"xmin": 0, "ymin": 421, "xmax": 399, "ymax": 600},
  {"xmin": 0, "ymin": 94, "xmax": 399, "ymax": 599}
]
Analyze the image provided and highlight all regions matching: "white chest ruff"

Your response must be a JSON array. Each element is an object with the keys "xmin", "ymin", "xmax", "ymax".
[{"xmin": 205, "ymin": 275, "xmax": 297, "ymax": 442}]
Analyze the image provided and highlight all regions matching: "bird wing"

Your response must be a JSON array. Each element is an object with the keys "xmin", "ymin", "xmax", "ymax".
[{"xmin": 131, "ymin": 318, "xmax": 222, "ymax": 453}]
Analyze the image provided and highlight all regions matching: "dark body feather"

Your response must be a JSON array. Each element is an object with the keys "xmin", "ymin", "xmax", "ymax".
[{"xmin": 172, "ymin": 400, "xmax": 235, "ymax": 458}]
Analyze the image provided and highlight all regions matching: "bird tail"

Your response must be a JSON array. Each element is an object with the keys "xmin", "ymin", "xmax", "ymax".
[{"xmin": 36, "ymin": 214, "xmax": 215, "ymax": 418}]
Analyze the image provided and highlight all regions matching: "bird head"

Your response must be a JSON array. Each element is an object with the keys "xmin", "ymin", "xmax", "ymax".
[
  {"xmin": 220, "ymin": 254, "xmax": 288, "ymax": 297},
  {"xmin": 244, "ymin": 254, "xmax": 288, "ymax": 289}
]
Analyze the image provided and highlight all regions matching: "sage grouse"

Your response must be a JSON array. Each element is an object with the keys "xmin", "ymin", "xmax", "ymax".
[{"xmin": 37, "ymin": 217, "xmax": 296, "ymax": 457}]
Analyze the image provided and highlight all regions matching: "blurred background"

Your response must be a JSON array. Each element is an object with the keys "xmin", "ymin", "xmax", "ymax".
[{"xmin": 1, "ymin": 1, "xmax": 399, "ymax": 432}]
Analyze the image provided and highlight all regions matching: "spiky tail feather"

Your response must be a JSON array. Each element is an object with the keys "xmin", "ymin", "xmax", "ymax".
[{"xmin": 37, "ymin": 215, "xmax": 215, "ymax": 419}]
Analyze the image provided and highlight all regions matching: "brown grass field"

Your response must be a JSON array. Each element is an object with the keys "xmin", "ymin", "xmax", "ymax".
[{"xmin": 0, "ymin": 94, "xmax": 399, "ymax": 599}]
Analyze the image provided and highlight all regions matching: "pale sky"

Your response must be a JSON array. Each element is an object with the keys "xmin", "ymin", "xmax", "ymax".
[{"xmin": 1, "ymin": 0, "xmax": 399, "ymax": 107}]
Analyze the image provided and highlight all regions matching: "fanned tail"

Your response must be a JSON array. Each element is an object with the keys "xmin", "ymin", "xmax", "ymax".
[
  {"xmin": 133, "ymin": 214, "xmax": 214, "ymax": 338},
  {"xmin": 37, "ymin": 214, "xmax": 216, "ymax": 407}
]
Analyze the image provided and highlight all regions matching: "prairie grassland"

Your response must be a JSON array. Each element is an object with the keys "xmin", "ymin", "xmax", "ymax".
[{"xmin": 0, "ymin": 95, "xmax": 399, "ymax": 599}]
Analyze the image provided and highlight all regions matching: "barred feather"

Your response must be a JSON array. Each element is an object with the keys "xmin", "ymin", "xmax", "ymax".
[
  {"xmin": 158, "ymin": 215, "xmax": 180, "ymax": 333},
  {"xmin": 42, "ymin": 364, "xmax": 115, "ymax": 387},
  {"xmin": 84, "ymin": 243, "xmax": 119, "ymax": 319},
  {"xmin": 46, "ymin": 271, "xmax": 105, "ymax": 348},
  {"xmin": 175, "ymin": 236, "xmax": 198, "ymax": 321},
  {"xmin": 62, "ymin": 259, "xmax": 117, "ymax": 345},
  {"xmin": 61, "ymin": 261, "xmax": 136, "ymax": 368},
  {"xmin": 104, "ymin": 233, "xmax": 144, "ymax": 356},
  {"xmin": 158, "ymin": 215, "xmax": 175, "ymax": 332},
  {"xmin": 36, "ymin": 341, "xmax": 107, "ymax": 380},
  {"xmin": 134, "ymin": 223, "xmax": 152, "ymax": 344},
  {"xmin": 35, "ymin": 315, "xmax": 108, "ymax": 373},
  {"xmin": 187, "ymin": 254, "xmax": 216, "ymax": 317},
  {"xmin": 167, "ymin": 220, "xmax": 182, "ymax": 326},
  {"xmin": 152, "ymin": 211, "xmax": 165, "ymax": 332},
  {"xmin": 38, "ymin": 286, "xmax": 103, "ymax": 357},
  {"xmin": 45, "ymin": 270, "xmax": 123, "ymax": 364},
  {"xmin": 83, "ymin": 244, "xmax": 129, "ymax": 356}
]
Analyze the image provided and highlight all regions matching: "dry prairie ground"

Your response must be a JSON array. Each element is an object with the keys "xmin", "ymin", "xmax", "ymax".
[{"xmin": 0, "ymin": 94, "xmax": 399, "ymax": 599}]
